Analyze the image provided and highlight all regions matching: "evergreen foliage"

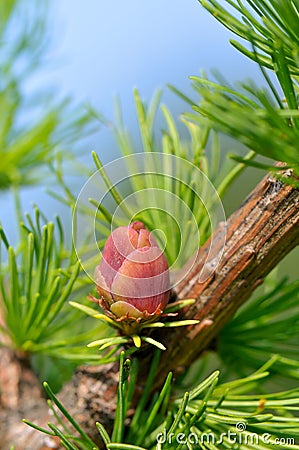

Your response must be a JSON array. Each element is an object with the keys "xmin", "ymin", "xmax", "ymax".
[
  {"xmin": 186, "ymin": 0, "xmax": 299, "ymax": 179},
  {"xmin": 0, "ymin": 1, "xmax": 298, "ymax": 449}
]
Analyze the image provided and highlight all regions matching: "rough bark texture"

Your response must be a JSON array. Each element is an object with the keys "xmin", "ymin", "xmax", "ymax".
[
  {"xmin": 139, "ymin": 171, "xmax": 299, "ymax": 385},
  {"xmin": 1, "ymin": 171, "xmax": 298, "ymax": 449},
  {"xmin": 0, "ymin": 347, "xmax": 57, "ymax": 450}
]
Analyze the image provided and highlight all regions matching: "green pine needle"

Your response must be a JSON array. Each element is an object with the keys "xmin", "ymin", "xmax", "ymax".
[
  {"xmin": 24, "ymin": 355, "xmax": 299, "ymax": 449},
  {"xmin": 195, "ymin": 0, "xmax": 299, "ymax": 179},
  {"xmin": 0, "ymin": 208, "xmax": 107, "ymax": 364}
]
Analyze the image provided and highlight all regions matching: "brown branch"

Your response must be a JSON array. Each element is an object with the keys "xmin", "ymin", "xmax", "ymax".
[
  {"xmin": 137, "ymin": 171, "xmax": 299, "ymax": 385},
  {"xmin": 2, "ymin": 171, "xmax": 299, "ymax": 450}
]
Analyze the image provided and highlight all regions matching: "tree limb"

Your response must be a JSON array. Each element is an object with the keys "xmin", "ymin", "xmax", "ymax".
[
  {"xmin": 3, "ymin": 170, "xmax": 299, "ymax": 449},
  {"xmin": 138, "ymin": 170, "xmax": 299, "ymax": 385}
]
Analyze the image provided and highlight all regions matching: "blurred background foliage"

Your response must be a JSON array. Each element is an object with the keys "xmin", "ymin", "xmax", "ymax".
[{"xmin": 0, "ymin": 0, "xmax": 298, "ymax": 448}]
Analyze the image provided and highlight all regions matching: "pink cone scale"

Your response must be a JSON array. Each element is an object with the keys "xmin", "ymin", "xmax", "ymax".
[{"xmin": 94, "ymin": 221, "xmax": 170, "ymax": 319}]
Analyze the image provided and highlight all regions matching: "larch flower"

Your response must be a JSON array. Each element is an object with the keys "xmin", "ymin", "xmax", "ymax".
[{"xmin": 94, "ymin": 221, "xmax": 170, "ymax": 320}]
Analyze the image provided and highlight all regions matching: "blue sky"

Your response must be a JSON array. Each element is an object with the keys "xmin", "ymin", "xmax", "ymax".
[{"xmin": 45, "ymin": 0, "xmax": 261, "ymax": 124}]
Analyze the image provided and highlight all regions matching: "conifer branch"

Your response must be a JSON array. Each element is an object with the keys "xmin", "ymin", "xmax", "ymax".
[{"xmin": 138, "ymin": 168, "xmax": 299, "ymax": 385}]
